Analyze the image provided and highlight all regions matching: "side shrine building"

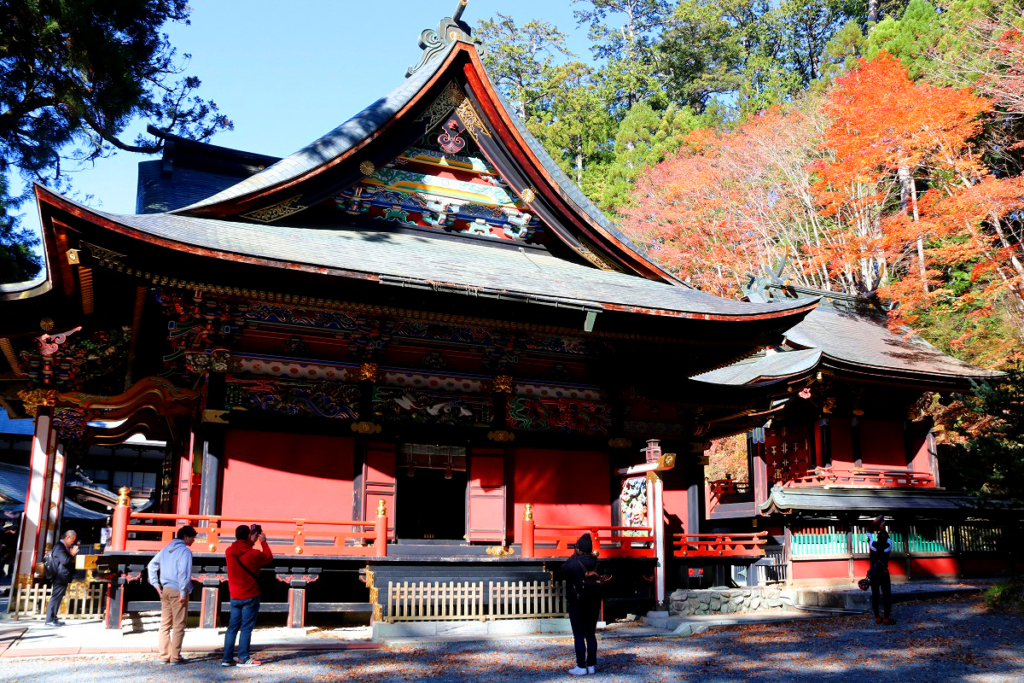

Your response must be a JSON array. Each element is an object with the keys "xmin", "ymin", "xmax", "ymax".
[{"xmin": 0, "ymin": 6, "xmax": 1015, "ymax": 630}]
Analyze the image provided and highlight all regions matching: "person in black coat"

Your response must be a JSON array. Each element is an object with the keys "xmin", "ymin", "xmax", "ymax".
[
  {"xmin": 46, "ymin": 529, "xmax": 78, "ymax": 627},
  {"xmin": 562, "ymin": 533, "xmax": 600, "ymax": 676}
]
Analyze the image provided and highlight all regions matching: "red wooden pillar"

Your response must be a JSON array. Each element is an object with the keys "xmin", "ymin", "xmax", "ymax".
[
  {"xmin": 110, "ymin": 487, "xmax": 131, "ymax": 552},
  {"xmin": 522, "ymin": 504, "xmax": 535, "ymax": 558},
  {"xmin": 374, "ymin": 500, "xmax": 388, "ymax": 558},
  {"xmin": 280, "ymin": 575, "xmax": 319, "ymax": 628}
]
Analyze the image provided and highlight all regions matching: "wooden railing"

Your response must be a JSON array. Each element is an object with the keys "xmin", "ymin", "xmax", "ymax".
[
  {"xmin": 521, "ymin": 509, "xmax": 654, "ymax": 559},
  {"xmin": 673, "ymin": 532, "xmax": 767, "ymax": 558},
  {"xmin": 123, "ymin": 513, "xmax": 386, "ymax": 557},
  {"xmin": 784, "ymin": 466, "xmax": 935, "ymax": 488},
  {"xmin": 109, "ymin": 489, "xmax": 389, "ymax": 557}
]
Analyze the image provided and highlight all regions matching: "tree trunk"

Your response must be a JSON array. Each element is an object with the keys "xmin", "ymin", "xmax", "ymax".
[{"xmin": 899, "ymin": 166, "xmax": 929, "ymax": 293}]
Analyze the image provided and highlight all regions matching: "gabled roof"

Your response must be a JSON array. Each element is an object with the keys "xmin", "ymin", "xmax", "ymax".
[
  {"xmin": 760, "ymin": 483, "xmax": 1003, "ymax": 516},
  {"xmin": 162, "ymin": 36, "xmax": 679, "ymax": 283}
]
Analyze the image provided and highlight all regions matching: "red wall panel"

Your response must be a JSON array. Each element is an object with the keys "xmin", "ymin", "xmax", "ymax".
[
  {"xmin": 961, "ymin": 557, "xmax": 1011, "ymax": 577},
  {"xmin": 852, "ymin": 558, "xmax": 908, "ymax": 578},
  {"xmin": 221, "ymin": 430, "xmax": 355, "ymax": 529},
  {"xmin": 830, "ymin": 418, "xmax": 854, "ymax": 467},
  {"xmin": 512, "ymin": 448, "xmax": 610, "ymax": 543},
  {"xmin": 908, "ymin": 430, "xmax": 931, "ymax": 474},
  {"xmin": 792, "ymin": 559, "xmax": 849, "ymax": 580},
  {"xmin": 909, "ymin": 557, "xmax": 959, "ymax": 578},
  {"xmin": 861, "ymin": 420, "xmax": 906, "ymax": 468}
]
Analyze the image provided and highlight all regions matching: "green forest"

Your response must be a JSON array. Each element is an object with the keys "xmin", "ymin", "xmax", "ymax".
[{"xmin": 477, "ymin": 0, "xmax": 1024, "ymax": 371}]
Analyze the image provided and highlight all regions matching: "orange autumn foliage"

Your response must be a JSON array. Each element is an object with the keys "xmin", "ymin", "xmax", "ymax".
[{"xmin": 622, "ymin": 52, "xmax": 1024, "ymax": 356}]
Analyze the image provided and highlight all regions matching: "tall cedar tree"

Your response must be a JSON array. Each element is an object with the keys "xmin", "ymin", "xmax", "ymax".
[
  {"xmin": 945, "ymin": 365, "xmax": 1024, "ymax": 502},
  {"xmin": 0, "ymin": 0, "xmax": 231, "ymax": 283}
]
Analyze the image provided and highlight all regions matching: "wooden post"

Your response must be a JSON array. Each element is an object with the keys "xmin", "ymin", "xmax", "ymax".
[
  {"xmin": 199, "ymin": 578, "xmax": 221, "ymax": 629},
  {"xmin": 522, "ymin": 504, "xmax": 535, "ymax": 558},
  {"xmin": 374, "ymin": 499, "xmax": 388, "ymax": 558},
  {"xmin": 105, "ymin": 576, "xmax": 126, "ymax": 629},
  {"xmin": 651, "ymin": 471, "xmax": 666, "ymax": 608},
  {"xmin": 283, "ymin": 576, "xmax": 319, "ymax": 628},
  {"xmin": 110, "ymin": 487, "xmax": 131, "ymax": 552}
]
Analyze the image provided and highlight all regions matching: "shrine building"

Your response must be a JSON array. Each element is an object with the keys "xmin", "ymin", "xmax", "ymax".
[{"xmin": 0, "ymin": 4, "xmax": 1014, "ymax": 630}]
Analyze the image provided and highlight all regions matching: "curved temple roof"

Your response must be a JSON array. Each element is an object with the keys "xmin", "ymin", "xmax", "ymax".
[{"xmin": 38, "ymin": 188, "xmax": 817, "ymax": 322}]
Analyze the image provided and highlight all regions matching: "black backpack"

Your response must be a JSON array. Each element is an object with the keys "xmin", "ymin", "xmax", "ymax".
[
  {"xmin": 581, "ymin": 570, "xmax": 608, "ymax": 601},
  {"xmin": 42, "ymin": 550, "xmax": 55, "ymax": 579}
]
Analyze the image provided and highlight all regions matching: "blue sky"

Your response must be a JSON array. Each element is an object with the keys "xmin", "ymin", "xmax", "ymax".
[{"xmin": 13, "ymin": 0, "xmax": 594, "ymax": 249}]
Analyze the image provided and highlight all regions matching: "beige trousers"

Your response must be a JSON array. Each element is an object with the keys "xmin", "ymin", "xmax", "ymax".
[{"xmin": 158, "ymin": 587, "xmax": 189, "ymax": 662}]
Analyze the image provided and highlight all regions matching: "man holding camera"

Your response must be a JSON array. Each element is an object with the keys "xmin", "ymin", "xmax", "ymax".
[
  {"xmin": 222, "ymin": 524, "xmax": 273, "ymax": 668},
  {"xmin": 45, "ymin": 529, "xmax": 78, "ymax": 627}
]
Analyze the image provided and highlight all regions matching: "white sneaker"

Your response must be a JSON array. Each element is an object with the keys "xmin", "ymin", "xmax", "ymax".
[
  {"xmin": 568, "ymin": 666, "xmax": 589, "ymax": 676},
  {"xmin": 588, "ymin": 666, "xmax": 596, "ymax": 674}
]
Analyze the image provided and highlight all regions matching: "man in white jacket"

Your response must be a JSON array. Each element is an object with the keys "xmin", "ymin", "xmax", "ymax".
[{"xmin": 147, "ymin": 526, "xmax": 197, "ymax": 664}]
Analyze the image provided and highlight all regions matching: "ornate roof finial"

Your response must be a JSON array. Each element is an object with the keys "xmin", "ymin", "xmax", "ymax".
[{"xmin": 407, "ymin": 0, "xmax": 480, "ymax": 78}]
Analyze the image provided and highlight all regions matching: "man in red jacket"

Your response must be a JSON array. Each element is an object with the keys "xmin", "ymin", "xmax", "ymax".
[{"xmin": 221, "ymin": 524, "xmax": 273, "ymax": 667}]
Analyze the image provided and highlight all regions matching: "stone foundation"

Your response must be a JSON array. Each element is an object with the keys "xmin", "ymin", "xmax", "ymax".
[{"xmin": 668, "ymin": 587, "xmax": 786, "ymax": 616}]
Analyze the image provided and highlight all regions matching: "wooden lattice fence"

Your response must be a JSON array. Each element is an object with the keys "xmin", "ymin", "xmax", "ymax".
[
  {"xmin": 10, "ymin": 581, "xmax": 106, "ymax": 619},
  {"xmin": 383, "ymin": 580, "xmax": 567, "ymax": 622}
]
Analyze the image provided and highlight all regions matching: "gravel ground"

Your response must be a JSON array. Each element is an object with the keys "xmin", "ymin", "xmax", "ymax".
[{"xmin": 2, "ymin": 594, "xmax": 1022, "ymax": 682}]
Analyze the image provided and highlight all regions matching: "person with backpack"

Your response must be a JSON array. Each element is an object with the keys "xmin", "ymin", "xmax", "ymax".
[
  {"xmin": 562, "ymin": 532, "xmax": 602, "ymax": 676},
  {"xmin": 221, "ymin": 524, "xmax": 273, "ymax": 668},
  {"xmin": 44, "ymin": 529, "xmax": 78, "ymax": 627},
  {"xmin": 867, "ymin": 515, "xmax": 895, "ymax": 625},
  {"xmin": 147, "ymin": 525, "xmax": 197, "ymax": 664}
]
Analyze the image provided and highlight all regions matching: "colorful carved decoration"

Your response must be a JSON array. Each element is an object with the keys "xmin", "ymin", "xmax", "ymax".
[
  {"xmin": 623, "ymin": 420, "xmax": 687, "ymax": 436},
  {"xmin": 438, "ymin": 117, "xmax": 466, "ymax": 154},
  {"xmin": 225, "ymin": 378, "xmax": 360, "ymax": 420},
  {"xmin": 230, "ymin": 355, "xmax": 354, "ymax": 382},
  {"xmin": 483, "ymin": 334, "xmax": 523, "ymax": 372},
  {"xmin": 507, "ymin": 397, "xmax": 612, "ymax": 435},
  {"xmin": 419, "ymin": 351, "xmax": 450, "ymax": 370},
  {"xmin": 349, "ymin": 318, "xmax": 392, "ymax": 360},
  {"xmin": 20, "ymin": 326, "xmax": 131, "ymax": 390},
  {"xmin": 373, "ymin": 386, "xmax": 493, "ymax": 427},
  {"xmin": 154, "ymin": 288, "xmax": 246, "ymax": 378},
  {"xmin": 608, "ymin": 437, "xmax": 632, "ymax": 449},
  {"xmin": 620, "ymin": 478, "xmax": 649, "ymax": 535},
  {"xmin": 17, "ymin": 388, "xmax": 57, "ymax": 417},
  {"xmin": 52, "ymin": 407, "xmax": 87, "ymax": 441},
  {"xmin": 243, "ymin": 304, "xmax": 607, "ymax": 358},
  {"xmin": 35, "ymin": 326, "xmax": 81, "ymax": 356}
]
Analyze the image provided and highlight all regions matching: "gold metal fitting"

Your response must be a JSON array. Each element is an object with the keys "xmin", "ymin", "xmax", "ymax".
[
  {"xmin": 523, "ymin": 503, "xmax": 533, "ymax": 521},
  {"xmin": 607, "ymin": 437, "xmax": 632, "ymax": 449},
  {"xmin": 295, "ymin": 547, "xmax": 303, "ymax": 555},
  {"xmin": 358, "ymin": 362, "xmax": 379, "ymax": 382},
  {"xmin": 66, "ymin": 248, "xmax": 81, "ymax": 265},
  {"xmin": 487, "ymin": 429, "xmax": 515, "ymax": 442},
  {"xmin": 520, "ymin": 187, "xmax": 537, "ymax": 204},
  {"xmin": 116, "ymin": 487, "xmax": 131, "ymax": 507},
  {"xmin": 350, "ymin": 421, "xmax": 383, "ymax": 434},
  {"xmin": 40, "ymin": 317, "xmax": 54, "ymax": 332},
  {"xmin": 376, "ymin": 499, "xmax": 387, "ymax": 517},
  {"xmin": 491, "ymin": 375, "xmax": 513, "ymax": 394},
  {"xmin": 208, "ymin": 543, "xmax": 217, "ymax": 552},
  {"xmin": 359, "ymin": 160, "xmax": 376, "ymax": 176}
]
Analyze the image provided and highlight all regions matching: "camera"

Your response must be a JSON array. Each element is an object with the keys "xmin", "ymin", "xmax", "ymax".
[{"xmin": 250, "ymin": 524, "xmax": 263, "ymax": 537}]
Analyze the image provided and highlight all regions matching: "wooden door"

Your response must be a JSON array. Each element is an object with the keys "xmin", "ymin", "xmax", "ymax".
[
  {"xmin": 466, "ymin": 448, "xmax": 505, "ymax": 543},
  {"xmin": 363, "ymin": 442, "xmax": 396, "ymax": 539}
]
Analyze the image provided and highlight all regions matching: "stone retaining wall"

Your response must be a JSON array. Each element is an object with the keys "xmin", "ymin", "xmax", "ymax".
[{"xmin": 669, "ymin": 587, "xmax": 786, "ymax": 616}]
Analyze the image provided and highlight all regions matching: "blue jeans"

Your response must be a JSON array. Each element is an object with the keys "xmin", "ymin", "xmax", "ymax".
[{"xmin": 222, "ymin": 596, "xmax": 260, "ymax": 663}]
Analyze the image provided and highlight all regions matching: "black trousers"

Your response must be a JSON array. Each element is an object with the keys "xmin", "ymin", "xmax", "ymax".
[
  {"xmin": 46, "ymin": 580, "xmax": 69, "ymax": 623},
  {"xmin": 870, "ymin": 570, "xmax": 891, "ymax": 619},
  {"xmin": 568, "ymin": 603, "xmax": 598, "ymax": 668}
]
